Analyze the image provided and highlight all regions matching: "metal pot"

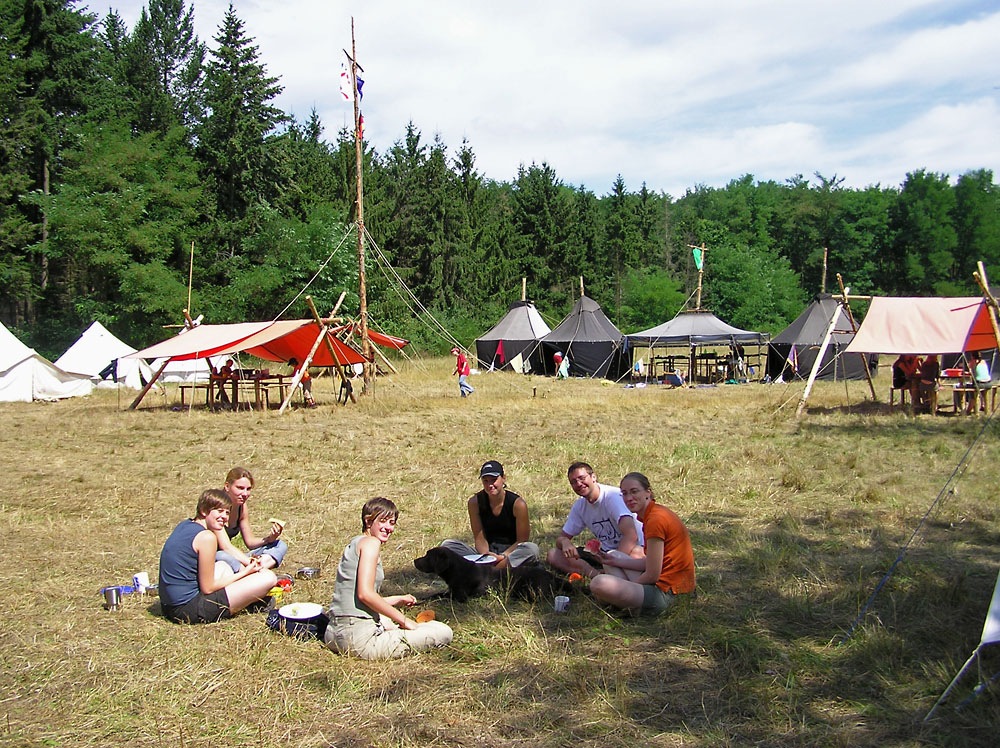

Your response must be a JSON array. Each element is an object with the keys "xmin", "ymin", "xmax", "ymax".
[{"xmin": 295, "ymin": 566, "xmax": 321, "ymax": 580}]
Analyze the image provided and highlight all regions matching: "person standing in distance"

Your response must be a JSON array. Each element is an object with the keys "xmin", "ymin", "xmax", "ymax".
[
  {"xmin": 451, "ymin": 347, "xmax": 474, "ymax": 398},
  {"xmin": 546, "ymin": 462, "xmax": 644, "ymax": 579}
]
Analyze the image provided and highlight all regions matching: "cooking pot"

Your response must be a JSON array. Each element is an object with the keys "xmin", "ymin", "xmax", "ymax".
[{"xmin": 267, "ymin": 602, "xmax": 327, "ymax": 640}]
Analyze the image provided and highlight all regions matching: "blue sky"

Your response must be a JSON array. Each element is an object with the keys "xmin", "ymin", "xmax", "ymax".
[{"xmin": 103, "ymin": 0, "xmax": 1000, "ymax": 197}]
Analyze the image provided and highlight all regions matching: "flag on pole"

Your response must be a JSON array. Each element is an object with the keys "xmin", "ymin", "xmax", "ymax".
[
  {"xmin": 692, "ymin": 247, "xmax": 704, "ymax": 271},
  {"xmin": 339, "ymin": 64, "xmax": 354, "ymax": 103},
  {"xmin": 356, "ymin": 74, "xmax": 364, "ymax": 100}
]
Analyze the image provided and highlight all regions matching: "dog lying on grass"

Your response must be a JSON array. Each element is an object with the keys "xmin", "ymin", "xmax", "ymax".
[{"xmin": 413, "ymin": 546, "xmax": 573, "ymax": 603}]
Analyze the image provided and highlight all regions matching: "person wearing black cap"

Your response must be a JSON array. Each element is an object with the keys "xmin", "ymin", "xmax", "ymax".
[{"xmin": 440, "ymin": 460, "xmax": 540, "ymax": 569}]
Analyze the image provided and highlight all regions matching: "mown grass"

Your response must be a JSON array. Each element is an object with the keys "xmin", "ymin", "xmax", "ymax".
[{"xmin": 1, "ymin": 361, "xmax": 999, "ymax": 747}]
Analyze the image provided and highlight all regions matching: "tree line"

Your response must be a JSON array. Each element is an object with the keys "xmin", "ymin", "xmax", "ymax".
[{"xmin": 3, "ymin": 0, "xmax": 999, "ymax": 357}]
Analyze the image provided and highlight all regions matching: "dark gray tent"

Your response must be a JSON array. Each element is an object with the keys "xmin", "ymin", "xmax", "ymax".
[
  {"xmin": 628, "ymin": 310, "xmax": 767, "ymax": 347},
  {"xmin": 541, "ymin": 295, "xmax": 631, "ymax": 379},
  {"xmin": 475, "ymin": 300, "xmax": 551, "ymax": 373},
  {"xmin": 627, "ymin": 310, "xmax": 768, "ymax": 382},
  {"xmin": 766, "ymin": 294, "xmax": 872, "ymax": 381}
]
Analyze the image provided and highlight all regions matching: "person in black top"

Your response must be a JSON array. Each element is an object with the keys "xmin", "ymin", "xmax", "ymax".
[{"xmin": 440, "ymin": 460, "xmax": 540, "ymax": 569}]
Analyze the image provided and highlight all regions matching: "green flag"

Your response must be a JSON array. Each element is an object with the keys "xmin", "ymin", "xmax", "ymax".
[{"xmin": 693, "ymin": 247, "xmax": 703, "ymax": 271}]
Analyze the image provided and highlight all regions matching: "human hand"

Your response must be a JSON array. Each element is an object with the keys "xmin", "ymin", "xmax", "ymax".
[
  {"xmin": 398, "ymin": 594, "xmax": 417, "ymax": 608},
  {"xmin": 400, "ymin": 617, "xmax": 418, "ymax": 631},
  {"xmin": 560, "ymin": 541, "xmax": 578, "ymax": 560}
]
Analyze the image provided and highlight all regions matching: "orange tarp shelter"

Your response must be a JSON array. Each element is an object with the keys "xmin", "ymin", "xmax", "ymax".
[
  {"xmin": 845, "ymin": 297, "xmax": 998, "ymax": 355},
  {"xmin": 128, "ymin": 320, "xmax": 366, "ymax": 366}
]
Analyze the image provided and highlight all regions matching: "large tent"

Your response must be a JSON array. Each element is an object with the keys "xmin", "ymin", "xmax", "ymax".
[
  {"xmin": 627, "ymin": 310, "xmax": 768, "ymax": 382},
  {"xmin": 541, "ymin": 295, "xmax": 630, "ymax": 379},
  {"xmin": 0, "ymin": 322, "xmax": 93, "ymax": 402},
  {"xmin": 845, "ymin": 297, "xmax": 998, "ymax": 355},
  {"xmin": 766, "ymin": 295, "xmax": 871, "ymax": 382},
  {"xmin": 475, "ymin": 300, "xmax": 551, "ymax": 373},
  {"xmin": 55, "ymin": 321, "xmax": 155, "ymax": 390},
  {"xmin": 129, "ymin": 320, "xmax": 367, "ymax": 368}
]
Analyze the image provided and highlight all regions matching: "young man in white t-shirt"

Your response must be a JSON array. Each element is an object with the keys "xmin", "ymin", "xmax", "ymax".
[{"xmin": 546, "ymin": 462, "xmax": 644, "ymax": 580}]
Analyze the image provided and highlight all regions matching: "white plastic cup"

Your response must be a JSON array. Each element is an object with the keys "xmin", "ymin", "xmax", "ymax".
[
  {"xmin": 132, "ymin": 572, "xmax": 151, "ymax": 592},
  {"xmin": 554, "ymin": 595, "xmax": 570, "ymax": 613}
]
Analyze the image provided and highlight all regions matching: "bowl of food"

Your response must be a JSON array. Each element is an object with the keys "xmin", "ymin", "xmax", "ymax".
[{"xmin": 268, "ymin": 602, "xmax": 327, "ymax": 639}]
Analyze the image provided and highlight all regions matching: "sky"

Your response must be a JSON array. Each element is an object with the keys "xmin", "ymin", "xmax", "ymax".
[{"xmin": 101, "ymin": 0, "xmax": 1000, "ymax": 198}]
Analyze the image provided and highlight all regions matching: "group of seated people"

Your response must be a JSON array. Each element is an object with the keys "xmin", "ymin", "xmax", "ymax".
[
  {"xmin": 892, "ymin": 352, "xmax": 992, "ymax": 414},
  {"xmin": 158, "ymin": 461, "xmax": 697, "ymax": 660}
]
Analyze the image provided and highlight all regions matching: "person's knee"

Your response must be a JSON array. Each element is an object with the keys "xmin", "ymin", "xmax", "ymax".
[
  {"xmin": 545, "ymin": 548, "xmax": 565, "ymax": 568},
  {"xmin": 590, "ymin": 574, "xmax": 616, "ymax": 602}
]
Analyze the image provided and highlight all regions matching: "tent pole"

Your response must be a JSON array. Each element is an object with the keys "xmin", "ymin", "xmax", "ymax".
[
  {"xmin": 522, "ymin": 277, "xmax": 526, "ymax": 301},
  {"xmin": 837, "ymin": 274, "xmax": 877, "ymax": 401},
  {"xmin": 307, "ymin": 295, "xmax": 357, "ymax": 404},
  {"xmin": 924, "ymin": 648, "xmax": 980, "ymax": 722},
  {"xmin": 795, "ymin": 307, "xmax": 840, "ymax": 418},
  {"xmin": 127, "ymin": 358, "xmax": 170, "ymax": 410},
  {"xmin": 974, "ymin": 261, "xmax": 1000, "ymax": 351},
  {"xmin": 279, "ymin": 323, "xmax": 328, "ymax": 414}
]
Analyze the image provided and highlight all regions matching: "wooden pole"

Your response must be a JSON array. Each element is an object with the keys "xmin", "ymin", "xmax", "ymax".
[
  {"xmin": 521, "ymin": 277, "xmax": 526, "ymax": 301},
  {"xmin": 127, "ymin": 358, "xmax": 170, "ymax": 410},
  {"xmin": 348, "ymin": 20, "xmax": 373, "ymax": 396},
  {"xmin": 820, "ymin": 246, "xmax": 828, "ymax": 294},
  {"xmin": 687, "ymin": 243, "xmax": 708, "ymax": 310},
  {"xmin": 278, "ymin": 324, "xmax": 328, "ymax": 414},
  {"xmin": 579, "ymin": 276, "xmax": 584, "ymax": 297},
  {"xmin": 837, "ymin": 274, "xmax": 877, "ymax": 401},
  {"xmin": 187, "ymin": 241, "xmax": 195, "ymax": 314},
  {"xmin": 974, "ymin": 261, "xmax": 1000, "ymax": 351},
  {"xmin": 307, "ymin": 296, "xmax": 358, "ymax": 404},
  {"xmin": 796, "ymin": 306, "xmax": 840, "ymax": 418}
]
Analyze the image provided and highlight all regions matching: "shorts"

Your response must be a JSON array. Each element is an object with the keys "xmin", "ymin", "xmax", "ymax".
[
  {"xmin": 163, "ymin": 588, "xmax": 231, "ymax": 624},
  {"xmin": 641, "ymin": 584, "xmax": 678, "ymax": 616}
]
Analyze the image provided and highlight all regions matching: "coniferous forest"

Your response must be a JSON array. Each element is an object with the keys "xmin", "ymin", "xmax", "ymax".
[{"xmin": 3, "ymin": 0, "xmax": 999, "ymax": 357}]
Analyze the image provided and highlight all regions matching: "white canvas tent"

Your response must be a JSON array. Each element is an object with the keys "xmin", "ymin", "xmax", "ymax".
[
  {"xmin": 0, "ymin": 321, "xmax": 93, "ymax": 402},
  {"xmin": 55, "ymin": 321, "xmax": 155, "ymax": 390},
  {"xmin": 926, "ymin": 569, "xmax": 1000, "ymax": 720}
]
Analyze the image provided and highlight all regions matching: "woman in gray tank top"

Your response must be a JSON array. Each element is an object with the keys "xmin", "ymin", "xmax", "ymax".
[{"xmin": 325, "ymin": 497, "xmax": 453, "ymax": 659}]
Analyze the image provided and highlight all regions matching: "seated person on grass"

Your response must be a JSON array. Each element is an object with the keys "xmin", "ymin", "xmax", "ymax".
[
  {"xmin": 158, "ymin": 489, "xmax": 277, "ymax": 624},
  {"xmin": 546, "ymin": 461, "xmax": 645, "ymax": 580},
  {"xmin": 591, "ymin": 472, "xmax": 695, "ymax": 617},
  {"xmin": 214, "ymin": 466, "xmax": 288, "ymax": 573},
  {"xmin": 439, "ymin": 460, "xmax": 540, "ymax": 570}
]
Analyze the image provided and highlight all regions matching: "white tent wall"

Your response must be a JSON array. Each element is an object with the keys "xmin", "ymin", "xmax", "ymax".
[
  {"xmin": 55, "ymin": 321, "xmax": 154, "ymax": 390},
  {"xmin": 0, "ymin": 322, "xmax": 93, "ymax": 402}
]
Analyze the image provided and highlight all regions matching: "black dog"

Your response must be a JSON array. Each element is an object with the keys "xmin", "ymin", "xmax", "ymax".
[{"xmin": 413, "ymin": 547, "xmax": 572, "ymax": 603}]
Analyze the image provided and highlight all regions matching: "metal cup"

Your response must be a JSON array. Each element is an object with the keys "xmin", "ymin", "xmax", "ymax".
[{"xmin": 103, "ymin": 587, "xmax": 122, "ymax": 611}]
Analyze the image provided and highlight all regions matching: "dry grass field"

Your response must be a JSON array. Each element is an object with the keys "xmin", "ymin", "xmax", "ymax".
[{"xmin": 2, "ymin": 359, "xmax": 999, "ymax": 747}]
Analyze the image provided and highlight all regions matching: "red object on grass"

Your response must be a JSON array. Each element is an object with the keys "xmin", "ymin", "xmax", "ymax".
[{"xmin": 585, "ymin": 539, "xmax": 601, "ymax": 553}]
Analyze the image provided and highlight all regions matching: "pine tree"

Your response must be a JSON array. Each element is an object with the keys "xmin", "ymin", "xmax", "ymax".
[{"xmin": 197, "ymin": 3, "xmax": 287, "ymax": 261}]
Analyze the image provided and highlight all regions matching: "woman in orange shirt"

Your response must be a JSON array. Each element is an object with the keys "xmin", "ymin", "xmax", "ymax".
[{"xmin": 591, "ymin": 472, "xmax": 695, "ymax": 616}]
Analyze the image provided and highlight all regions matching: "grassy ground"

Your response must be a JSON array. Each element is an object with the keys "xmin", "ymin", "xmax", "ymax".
[{"xmin": 1, "ymin": 361, "xmax": 999, "ymax": 747}]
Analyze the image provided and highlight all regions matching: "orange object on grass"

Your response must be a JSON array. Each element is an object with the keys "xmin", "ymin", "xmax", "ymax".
[
  {"xmin": 415, "ymin": 610, "xmax": 436, "ymax": 623},
  {"xmin": 568, "ymin": 573, "xmax": 584, "ymax": 583}
]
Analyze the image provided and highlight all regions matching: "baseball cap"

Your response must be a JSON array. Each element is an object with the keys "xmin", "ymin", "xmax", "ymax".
[{"xmin": 479, "ymin": 460, "xmax": 504, "ymax": 478}]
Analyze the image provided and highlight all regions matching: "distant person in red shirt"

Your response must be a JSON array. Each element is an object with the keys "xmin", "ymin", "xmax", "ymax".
[
  {"xmin": 451, "ymin": 347, "xmax": 474, "ymax": 398},
  {"xmin": 288, "ymin": 357, "xmax": 316, "ymax": 407},
  {"xmin": 591, "ymin": 472, "xmax": 695, "ymax": 616}
]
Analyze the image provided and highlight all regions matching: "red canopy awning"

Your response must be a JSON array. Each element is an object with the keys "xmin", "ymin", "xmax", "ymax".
[{"xmin": 129, "ymin": 321, "xmax": 366, "ymax": 366}]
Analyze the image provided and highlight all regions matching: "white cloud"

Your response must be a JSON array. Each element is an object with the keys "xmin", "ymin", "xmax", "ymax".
[{"xmin": 104, "ymin": 0, "xmax": 1000, "ymax": 196}]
